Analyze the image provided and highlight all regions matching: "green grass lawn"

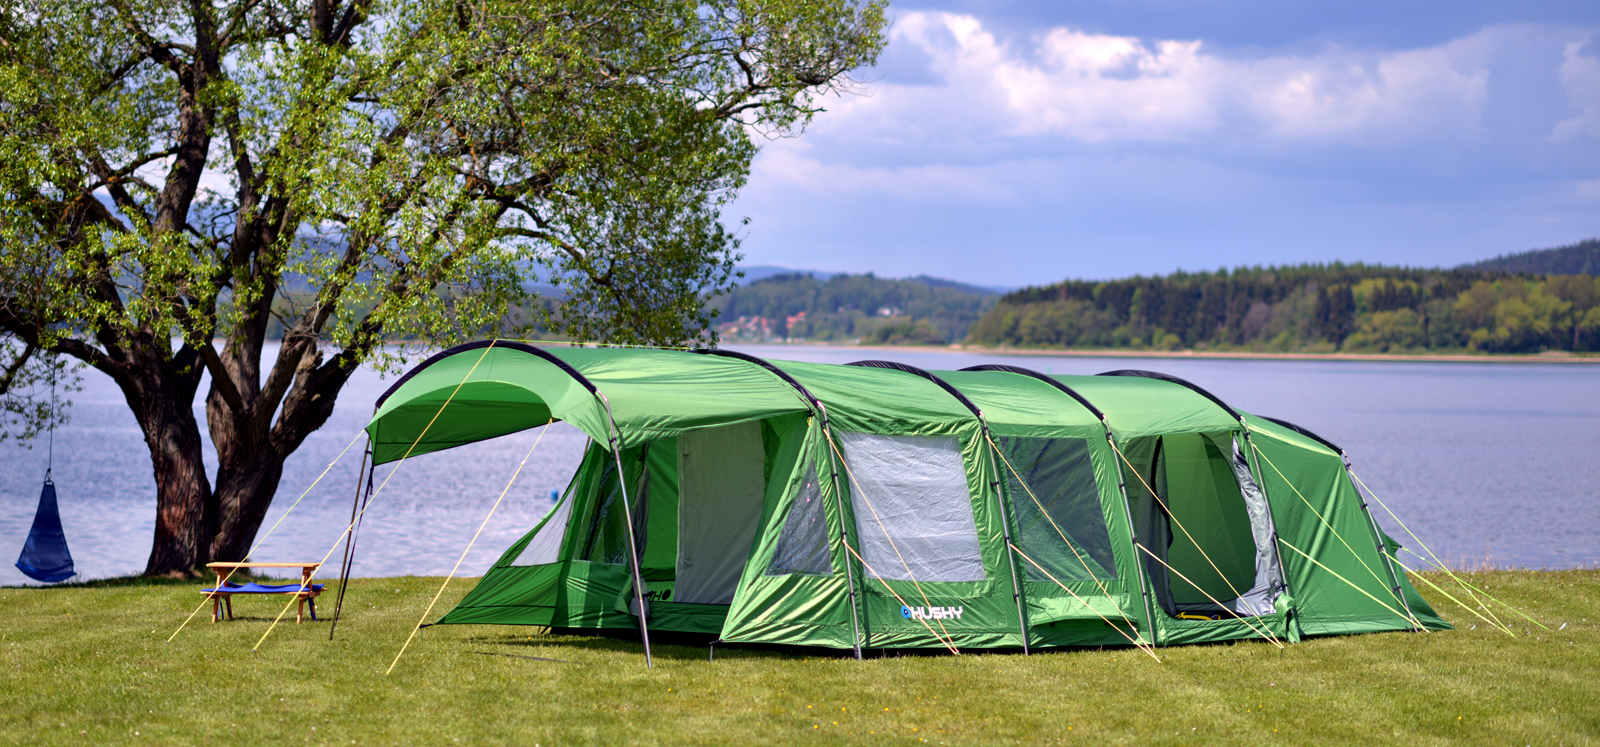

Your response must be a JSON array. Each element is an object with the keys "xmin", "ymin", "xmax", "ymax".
[{"xmin": 3, "ymin": 570, "xmax": 1596, "ymax": 746}]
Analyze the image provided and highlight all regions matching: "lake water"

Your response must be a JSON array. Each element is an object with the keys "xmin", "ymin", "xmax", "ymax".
[{"xmin": 3, "ymin": 344, "xmax": 1596, "ymax": 585}]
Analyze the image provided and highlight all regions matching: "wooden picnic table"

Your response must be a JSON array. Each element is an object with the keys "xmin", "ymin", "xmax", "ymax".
[{"xmin": 203, "ymin": 562, "xmax": 322, "ymax": 624}]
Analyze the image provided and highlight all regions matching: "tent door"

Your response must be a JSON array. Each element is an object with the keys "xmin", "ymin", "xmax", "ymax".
[{"xmin": 674, "ymin": 421, "xmax": 765, "ymax": 605}]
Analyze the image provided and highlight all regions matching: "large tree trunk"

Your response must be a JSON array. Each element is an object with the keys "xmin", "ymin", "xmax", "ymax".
[
  {"xmin": 113, "ymin": 348, "xmax": 213, "ymax": 577},
  {"xmin": 207, "ymin": 435, "xmax": 287, "ymax": 563},
  {"xmin": 203, "ymin": 338, "xmax": 359, "ymax": 564}
]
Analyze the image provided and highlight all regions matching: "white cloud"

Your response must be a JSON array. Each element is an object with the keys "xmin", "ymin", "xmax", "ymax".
[
  {"xmin": 1552, "ymin": 35, "xmax": 1600, "ymax": 141},
  {"xmin": 811, "ymin": 12, "xmax": 1495, "ymax": 147}
]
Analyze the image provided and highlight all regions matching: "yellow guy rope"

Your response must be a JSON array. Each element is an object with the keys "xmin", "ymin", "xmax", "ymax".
[
  {"xmin": 1108, "ymin": 439, "xmax": 1284, "ymax": 647},
  {"xmin": 1274, "ymin": 537, "xmax": 1415, "ymax": 625},
  {"xmin": 824, "ymin": 428, "xmax": 960, "ymax": 649},
  {"xmin": 1009, "ymin": 543, "xmax": 1161, "ymax": 660},
  {"xmin": 983, "ymin": 433, "xmax": 1158, "ymax": 651},
  {"xmin": 841, "ymin": 542, "xmax": 960, "ymax": 655},
  {"xmin": 1131, "ymin": 544, "xmax": 1285, "ymax": 649},
  {"xmin": 251, "ymin": 342, "xmax": 499, "ymax": 654},
  {"xmin": 1349, "ymin": 468, "xmax": 1513, "ymax": 630},
  {"xmin": 1351, "ymin": 472, "xmax": 1545, "ymax": 632},
  {"xmin": 1385, "ymin": 552, "xmax": 1516, "ymax": 636},
  {"xmin": 1248, "ymin": 443, "xmax": 1426, "ymax": 631},
  {"xmin": 387, "ymin": 419, "xmax": 554, "ymax": 675},
  {"xmin": 168, "ymin": 428, "xmax": 368, "ymax": 642}
]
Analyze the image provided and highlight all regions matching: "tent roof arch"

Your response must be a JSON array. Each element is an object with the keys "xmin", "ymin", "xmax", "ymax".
[
  {"xmin": 1097, "ymin": 369, "xmax": 1241, "ymax": 421},
  {"xmin": 956, "ymin": 364, "xmax": 1106, "ymax": 422},
  {"xmin": 845, "ymin": 360, "xmax": 984, "ymax": 421},
  {"xmin": 767, "ymin": 359, "xmax": 977, "ymax": 436},
  {"xmin": 934, "ymin": 368, "xmax": 1104, "ymax": 438},
  {"xmin": 1256, "ymin": 415, "xmax": 1344, "ymax": 456},
  {"xmin": 1049, "ymin": 373, "xmax": 1241, "ymax": 437},
  {"xmin": 365, "ymin": 342, "xmax": 811, "ymax": 464}
]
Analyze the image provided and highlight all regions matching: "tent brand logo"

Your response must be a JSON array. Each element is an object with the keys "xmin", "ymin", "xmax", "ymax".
[{"xmin": 901, "ymin": 605, "xmax": 963, "ymax": 621}]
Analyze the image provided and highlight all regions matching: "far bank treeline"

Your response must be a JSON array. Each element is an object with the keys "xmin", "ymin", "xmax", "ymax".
[
  {"xmin": 711, "ymin": 260, "xmax": 1600, "ymax": 354},
  {"xmin": 970, "ymin": 264, "xmax": 1600, "ymax": 354}
]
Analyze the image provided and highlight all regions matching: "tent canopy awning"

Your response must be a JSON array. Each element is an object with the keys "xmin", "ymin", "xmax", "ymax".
[{"xmin": 365, "ymin": 343, "xmax": 812, "ymax": 464}]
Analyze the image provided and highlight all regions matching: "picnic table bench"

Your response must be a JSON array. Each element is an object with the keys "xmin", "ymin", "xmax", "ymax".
[{"xmin": 202, "ymin": 562, "xmax": 323, "ymax": 623}]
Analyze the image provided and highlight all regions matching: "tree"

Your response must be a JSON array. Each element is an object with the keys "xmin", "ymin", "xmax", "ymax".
[{"xmin": 0, "ymin": 0, "xmax": 885, "ymax": 576}]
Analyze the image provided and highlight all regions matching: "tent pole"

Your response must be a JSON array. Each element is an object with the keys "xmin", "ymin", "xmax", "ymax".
[
  {"xmin": 599, "ymin": 392, "xmax": 653, "ymax": 669},
  {"xmin": 330, "ymin": 437, "xmax": 373, "ymax": 640},
  {"xmin": 984, "ymin": 425, "xmax": 1030, "ymax": 655},
  {"xmin": 1106, "ymin": 426, "xmax": 1159, "ymax": 648},
  {"xmin": 820, "ymin": 411, "xmax": 865, "ymax": 660},
  {"xmin": 1344, "ymin": 455, "xmax": 1422, "ymax": 631}
]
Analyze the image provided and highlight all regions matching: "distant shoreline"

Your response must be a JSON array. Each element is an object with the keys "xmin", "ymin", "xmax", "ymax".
[{"xmin": 744, "ymin": 341, "xmax": 1600, "ymax": 364}]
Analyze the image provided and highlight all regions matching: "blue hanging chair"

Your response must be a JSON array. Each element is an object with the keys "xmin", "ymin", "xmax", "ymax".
[{"xmin": 16, "ymin": 475, "xmax": 75, "ymax": 583}]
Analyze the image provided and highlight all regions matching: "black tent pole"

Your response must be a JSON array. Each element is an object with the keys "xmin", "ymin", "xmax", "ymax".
[{"xmin": 329, "ymin": 439, "xmax": 373, "ymax": 640}]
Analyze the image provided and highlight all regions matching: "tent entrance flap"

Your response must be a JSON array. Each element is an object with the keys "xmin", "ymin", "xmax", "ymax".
[
  {"xmin": 675, "ymin": 422, "xmax": 765, "ymax": 605},
  {"xmin": 1128, "ymin": 432, "xmax": 1283, "ymax": 618}
]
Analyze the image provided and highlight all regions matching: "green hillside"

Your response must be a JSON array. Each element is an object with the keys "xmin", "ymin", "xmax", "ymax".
[
  {"xmin": 968, "ymin": 263, "xmax": 1600, "ymax": 354},
  {"xmin": 1463, "ymin": 238, "xmax": 1600, "ymax": 276},
  {"xmin": 710, "ymin": 273, "xmax": 998, "ymax": 344}
]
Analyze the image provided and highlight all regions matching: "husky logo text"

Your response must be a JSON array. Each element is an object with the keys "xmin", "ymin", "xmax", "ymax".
[{"xmin": 901, "ymin": 605, "xmax": 964, "ymax": 621}]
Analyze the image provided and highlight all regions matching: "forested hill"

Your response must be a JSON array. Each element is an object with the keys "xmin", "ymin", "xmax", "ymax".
[
  {"xmin": 968, "ymin": 263, "xmax": 1600, "ymax": 354},
  {"xmin": 709, "ymin": 273, "xmax": 998, "ymax": 344},
  {"xmin": 1462, "ymin": 238, "xmax": 1600, "ymax": 276}
]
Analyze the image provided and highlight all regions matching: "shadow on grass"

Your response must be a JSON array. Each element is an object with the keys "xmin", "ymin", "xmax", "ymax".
[
  {"xmin": 2, "ymin": 573, "xmax": 199, "ymax": 590},
  {"xmin": 456, "ymin": 629, "xmax": 852, "ymax": 662}
]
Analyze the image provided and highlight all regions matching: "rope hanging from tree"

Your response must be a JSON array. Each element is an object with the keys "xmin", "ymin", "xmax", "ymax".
[{"xmin": 14, "ymin": 365, "xmax": 75, "ymax": 583}]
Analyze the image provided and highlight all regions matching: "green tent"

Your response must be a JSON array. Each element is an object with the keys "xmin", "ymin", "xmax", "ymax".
[{"xmin": 365, "ymin": 341, "xmax": 1448, "ymax": 657}]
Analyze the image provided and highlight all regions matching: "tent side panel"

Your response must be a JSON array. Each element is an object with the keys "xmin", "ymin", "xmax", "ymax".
[
  {"xmin": 558, "ymin": 560, "xmax": 637, "ymax": 630},
  {"xmin": 433, "ymin": 565, "xmax": 563, "ymax": 626},
  {"xmin": 722, "ymin": 417, "xmax": 862, "ymax": 648},
  {"xmin": 849, "ymin": 429, "xmax": 1026, "ymax": 649},
  {"xmin": 1248, "ymin": 422, "xmax": 1449, "ymax": 634},
  {"xmin": 1011, "ymin": 435, "xmax": 1153, "ymax": 647}
]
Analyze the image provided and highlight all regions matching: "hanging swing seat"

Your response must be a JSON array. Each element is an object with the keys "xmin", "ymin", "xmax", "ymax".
[
  {"xmin": 15, "ymin": 479, "xmax": 75, "ymax": 584},
  {"xmin": 201, "ymin": 562, "xmax": 323, "ymax": 623}
]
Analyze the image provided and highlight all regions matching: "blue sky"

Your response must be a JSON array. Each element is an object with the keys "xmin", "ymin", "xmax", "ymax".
[{"xmin": 728, "ymin": 0, "xmax": 1600, "ymax": 286}]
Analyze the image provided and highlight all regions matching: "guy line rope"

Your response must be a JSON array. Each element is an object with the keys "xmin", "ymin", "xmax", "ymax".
[
  {"xmin": 824, "ymin": 428, "xmax": 961, "ymax": 653},
  {"xmin": 168, "ymin": 427, "xmax": 368, "ymax": 642},
  {"xmin": 1247, "ymin": 443, "xmax": 1427, "ymax": 632},
  {"xmin": 1349, "ymin": 471, "xmax": 1544, "ymax": 632},
  {"xmin": 251, "ymin": 341, "xmax": 500, "ymax": 654},
  {"xmin": 387, "ymin": 418, "xmax": 555, "ymax": 675},
  {"xmin": 1108, "ymin": 439, "xmax": 1286, "ymax": 648},
  {"xmin": 1007, "ymin": 543, "xmax": 1161, "ymax": 661},
  {"xmin": 839, "ymin": 543, "xmax": 961, "ymax": 655},
  {"xmin": 1384, "ymin": 552, "xmax": 1516, "ymax": 637},
  {"xmin": 983, "ymin": 433, "xmax": 1161, "ymax": 658}
]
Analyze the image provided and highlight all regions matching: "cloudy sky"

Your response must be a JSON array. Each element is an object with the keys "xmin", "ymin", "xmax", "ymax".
[{"xmin": 728, "ymin": 0, "xmax": 1600, "ymax": 287}]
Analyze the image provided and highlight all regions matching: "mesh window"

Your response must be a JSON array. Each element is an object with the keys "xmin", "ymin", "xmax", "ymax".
[
  {"xmin": 767, "ymin": 464, "xmax": 832, "ymax": 576},
  {"xmin": 840, "ymin": 431, "xmax": 985, "ymax": 583},
  {"xmin": 510, "ymin": 493, "xmax": 575, "ymax": 566},
  {"xmin": 575, "ymin": 459, "xmax": 648, "ymax": 565},
  {"xmin": 999, "ymin": 436, "xmax": 1118, "ymax": 582}
]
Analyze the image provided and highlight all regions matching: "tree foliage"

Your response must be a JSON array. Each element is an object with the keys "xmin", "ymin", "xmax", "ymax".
[{"xmin": 0, "ymin": 0, "xmax": 885, "ymax": 574}]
